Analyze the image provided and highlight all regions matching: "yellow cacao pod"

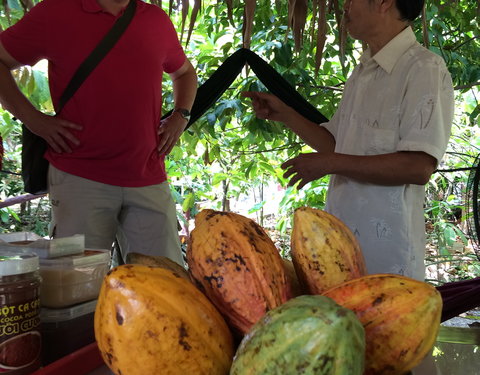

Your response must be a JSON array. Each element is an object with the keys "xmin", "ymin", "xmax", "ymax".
[
  {"xmin": 187, "ymin": 209, "xmax": 292, "ymax": 335},
  {"xmin": 323, "ymin": 273, "xmax": 443, "ymax": 375},
  {"xmin": 94, "ymin": 264, "xmax": 234, "ymax": 375},
  {"xmin": 291, "ymin": 206, "xmax": 367, "ymax": 294}
]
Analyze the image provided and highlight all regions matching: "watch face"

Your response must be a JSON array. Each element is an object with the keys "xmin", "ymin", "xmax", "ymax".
[{"xmin": 175, "ymin": 108, "xmax": 191, "ymax": 120}]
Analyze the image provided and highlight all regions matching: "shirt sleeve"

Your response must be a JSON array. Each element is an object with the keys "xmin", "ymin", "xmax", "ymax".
[
  {"xmin": 397, "ymin": 57, "xmax": 454, "ymax": 164},
  {"xmin": 320, "ymin": 107, "xmax": 339, "ymax": 140},
  {"xmin": 0, "ymin": 0, "xmax": 50, "ymax": 66},
  {"xmin": 159, "ymin": 10, "xmax": 186, "ymax": 74}
]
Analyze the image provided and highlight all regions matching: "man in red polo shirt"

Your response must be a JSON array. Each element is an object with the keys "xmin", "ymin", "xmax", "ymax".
[{"xmin": 0, "ymin": 0, "xmax": 197, "ymax": 265}]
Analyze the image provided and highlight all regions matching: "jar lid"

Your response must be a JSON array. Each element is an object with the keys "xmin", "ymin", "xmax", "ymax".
[{"xmin": 0, "ymin": 251, "xmax": 39, "ymax": 276}]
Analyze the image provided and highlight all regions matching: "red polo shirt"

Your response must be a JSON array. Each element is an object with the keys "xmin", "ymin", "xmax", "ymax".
[{"xmin": 1, "ymin": 0, "xmax": 186, "ymax": 186}]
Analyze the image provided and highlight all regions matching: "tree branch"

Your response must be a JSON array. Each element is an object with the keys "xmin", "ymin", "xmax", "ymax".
[
  {"xmin": 452, "ymin": 35, "xmax": 480, "ymax": 52},
  {"xmin": 455, "ymin": 81, "xmax": 480, "ymax": 91},
  {"xmin": 0, "ymin": 193, "xmax": 47, "ymax": 209}
]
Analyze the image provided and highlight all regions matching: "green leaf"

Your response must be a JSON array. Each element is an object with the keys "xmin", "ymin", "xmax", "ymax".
[
  {"xmin": 181, "ymin": 192, "xmax": 196, "ymax": 213},
  {"xmin": 257, "ymin": 160, "xmax": 276, "ymax": 175},
  {"xmin": 444, "ymin": 225, "xmax": 457, "ymax": 247},
  {"xmin": 212, "ymin": 173, "xmax": 228, "ymax": 186},
  {"xmin": 248, "ymin": 201, "xmax": 266, "ymax": 214}
]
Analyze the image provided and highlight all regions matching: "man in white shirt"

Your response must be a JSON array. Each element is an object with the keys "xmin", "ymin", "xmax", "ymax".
[
  {"xmin": 243, "ymin": 1, "xmax": 454, "ymax": 373},
  {"xmin": 243, "ymin": 0, "xmax": 453, "ymax": 280}
]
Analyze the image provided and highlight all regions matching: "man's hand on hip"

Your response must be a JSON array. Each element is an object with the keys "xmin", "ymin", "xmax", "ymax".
[
  {"xmin": 25, "ymin": 112, "xmax": 82, "ymax": 154},
  {"xmin": 157, "ymin": 113, "xmax": 187, "ymax": 155}
]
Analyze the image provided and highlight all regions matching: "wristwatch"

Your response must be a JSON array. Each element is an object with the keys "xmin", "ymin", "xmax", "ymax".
[{"xmin": 173, "ymin": 108, "xmax": 191, "ymax": 122}]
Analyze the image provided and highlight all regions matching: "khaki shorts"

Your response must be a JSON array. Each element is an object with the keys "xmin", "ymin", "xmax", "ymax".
[{"xmin": 48, "ymin": 165, "xmax": 182, "ymax": 265}]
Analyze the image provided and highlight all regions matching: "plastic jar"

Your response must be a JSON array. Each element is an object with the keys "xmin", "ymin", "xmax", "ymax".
[{"xmin": 0, "ymin": 251, "xmax": 41, "ymax": 374}]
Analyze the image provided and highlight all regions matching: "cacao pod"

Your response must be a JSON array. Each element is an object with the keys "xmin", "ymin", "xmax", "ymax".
[
  {"xmin": 125, "ymin": 252, "xmax": 191, "ymax": 281},
  {"xmin": 187, "ymin": 209, "xmax": 292, "ymax": 335},
  {"xmin": 94, "ymin": 264, "xmax": 234, "ymax": 375},
  {"xmin": 322, "ymin": 274, "xmax": 443, "ymax": 375},
  {"xmin": 230, "ymin": 295, "xmax": 365, "ymax": 375},
  {"xmin": 282, "ymin": 258, "xmax": 305, "ymax": 297},
  {"xmin": 291, "ymin": 206, "xmax": 367, "ymax": 294}
]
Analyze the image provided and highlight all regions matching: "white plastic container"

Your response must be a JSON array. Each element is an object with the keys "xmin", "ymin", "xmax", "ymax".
[
  {"xmin": 0, "ymin": 232, "xmax": 85, "ymax": 259},
  {"xmin": 39, "ymin": 250, "xmax": 110, "ymax": 308}
]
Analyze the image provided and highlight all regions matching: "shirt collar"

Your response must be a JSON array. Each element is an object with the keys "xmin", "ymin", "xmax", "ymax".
[{"xmin": 359, "ymin": 27, "xmax": 417, "ymax": 74}]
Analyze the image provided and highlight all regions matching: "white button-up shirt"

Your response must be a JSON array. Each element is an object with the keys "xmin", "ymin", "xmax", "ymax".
[{"xmin": 322, "ymin": 27, "xmax": 454, "ymax": 280}]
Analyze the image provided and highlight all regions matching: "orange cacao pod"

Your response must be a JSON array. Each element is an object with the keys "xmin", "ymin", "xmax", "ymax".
[
  {"xmin": 186, "ymin": 209, "xmax": 292, "ymax": 335},
  {"xmin": 323, "ymin": 273, "xmax": 443, "ymax": 375}
]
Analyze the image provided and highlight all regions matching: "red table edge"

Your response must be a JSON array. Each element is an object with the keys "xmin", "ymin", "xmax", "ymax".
[{"xmin": 31, "ymin": 342, "xmax": 105, "ymax": 375}]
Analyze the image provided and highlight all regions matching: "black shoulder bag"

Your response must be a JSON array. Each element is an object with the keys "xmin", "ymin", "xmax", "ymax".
[{"xmin": 21, "ymin": 0, "xmax": 136, "ymax": 195}]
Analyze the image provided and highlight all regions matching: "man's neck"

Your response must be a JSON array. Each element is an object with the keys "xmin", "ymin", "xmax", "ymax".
[
  {"xmin": 97, "ymin": 0, "xmax": 130, "ymax": 16},
  {"xmin": 368, "ymin": 23, "xmax": 409, "ymax": 56}
]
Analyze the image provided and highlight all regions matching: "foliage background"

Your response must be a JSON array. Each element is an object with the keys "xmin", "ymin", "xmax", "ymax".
[{"xmin": 0, "ymin": 0, "xmax": 479, "ymax": 284}]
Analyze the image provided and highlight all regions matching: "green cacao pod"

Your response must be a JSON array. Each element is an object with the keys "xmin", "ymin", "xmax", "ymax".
[{"xmin": 230, "ymin": 295, "xmax": 365, "ymax": 375}]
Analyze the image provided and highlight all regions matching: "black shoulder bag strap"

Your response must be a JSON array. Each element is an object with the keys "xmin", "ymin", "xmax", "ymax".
[
  {"xmin": 22, "ymin": 0, "xmax": 136, "ymax": 195},
  {"xmin": 58, "ymin": 0, "xmax": 136, "ymax": 111}
]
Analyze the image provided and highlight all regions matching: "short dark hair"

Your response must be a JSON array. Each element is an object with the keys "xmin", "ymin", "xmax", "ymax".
[{"xmin": 396, "ymin": 0, "xmax": 424, "ymax": 22}]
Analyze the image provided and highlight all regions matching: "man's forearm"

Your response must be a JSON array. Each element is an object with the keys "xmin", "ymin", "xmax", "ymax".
[
  {"xmin": 171, "ymin": 61, "xmax": 197, "ymax": 112},
  {"xmin": 331, "ymin": 151, "xmax": 437, "ymax": 186}
]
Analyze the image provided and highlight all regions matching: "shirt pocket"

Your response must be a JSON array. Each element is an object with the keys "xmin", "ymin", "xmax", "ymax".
[{"xmin": 360, "ymin": 121, "xmax": 397, "ymax": 155}]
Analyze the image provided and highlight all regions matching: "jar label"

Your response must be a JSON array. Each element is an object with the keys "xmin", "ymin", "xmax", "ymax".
[{"xmin": 0, "ymin": 297, "xmax": 41, "ymax": 373}]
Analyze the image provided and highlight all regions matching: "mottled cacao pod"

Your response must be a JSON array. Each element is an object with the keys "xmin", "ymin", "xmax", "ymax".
[
  {"xmin": 187, "ymin": 209, "xmax": 292, "ymax": 335},
  {"xmin": 292, "ymin": 206, "xmax": 367, "ymax": 294},
  {"xmin": 230, "ymin": 295, "xmax": 365, "ymax": 375},
  {"xmin": 323, "ymin": 274, "xmax": 443, "ymax": 375}
]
